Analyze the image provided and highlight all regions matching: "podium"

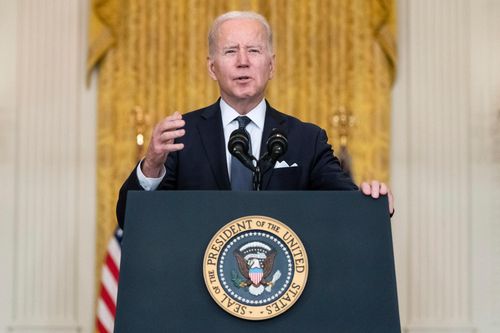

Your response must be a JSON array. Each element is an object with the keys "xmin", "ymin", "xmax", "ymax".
[{"xmin": 115, "ymin": 191, "xmax": 400, "ymax": 333}]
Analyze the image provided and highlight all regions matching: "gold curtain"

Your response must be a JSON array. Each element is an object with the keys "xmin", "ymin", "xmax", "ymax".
[{"xmin": 87, "ymin": 0, "xmax": 396, "ymax": 328}]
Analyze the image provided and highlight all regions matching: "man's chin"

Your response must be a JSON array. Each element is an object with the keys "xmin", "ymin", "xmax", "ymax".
[
  {"xmin": 221, "ymin": 87, "xmax": 266, "ymax": 102},
  {"xmin": 229, "ymin": 91, "xmax": 259, "ymax": 101}
]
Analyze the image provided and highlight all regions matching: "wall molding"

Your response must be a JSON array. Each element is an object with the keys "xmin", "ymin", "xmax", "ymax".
[
  {"xmin": 394, "ymin": 0, "xmax": 500, "ymax": 332},
  {"xmin": 0, "ymin": 0, "xmax": 96, "ymax": 332}
]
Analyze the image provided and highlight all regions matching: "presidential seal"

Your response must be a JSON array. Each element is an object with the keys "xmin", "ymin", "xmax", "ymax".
[{"xmin": 203, "ymin": 216, "xmax": 308, "ymax": 320}]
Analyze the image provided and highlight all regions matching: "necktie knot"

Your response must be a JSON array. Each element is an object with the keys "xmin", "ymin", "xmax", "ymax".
[{"xmin": 236, "ymin": 116, "xmax": 251, "ymax": 130}]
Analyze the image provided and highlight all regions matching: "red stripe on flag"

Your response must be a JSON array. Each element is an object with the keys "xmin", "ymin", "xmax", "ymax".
[
  {"xmin": 96, "ymin": 318, "xmax": 108, "ymax": 333},
  {"xmin": 105, "ymin": 253, "xmax": 120, "ymax": 281},
  {"xmin": 100, "ymin": 285, "xmax": 117, "ymax": 316},
  {"xmin": 96, "ymin": 228, "xmax": 122, "ymax": 333}
]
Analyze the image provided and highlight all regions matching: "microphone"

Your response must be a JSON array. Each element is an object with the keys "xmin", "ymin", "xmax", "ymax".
[
  {"xmin": 259, "ymin": 128, "xmax": 288, "ymax": 174},
  {"xmin": 266, "ymin": 128, "xmax": 288, "ymax": 161},
  {"xmin": 228, "ymin": 128, "xmax": 255, "ymax": 171}
]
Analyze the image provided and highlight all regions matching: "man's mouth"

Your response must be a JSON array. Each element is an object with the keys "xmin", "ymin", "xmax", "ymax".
[{"xmin": 235, "ymin": 76, "xmax": 251, "ymax": 82}]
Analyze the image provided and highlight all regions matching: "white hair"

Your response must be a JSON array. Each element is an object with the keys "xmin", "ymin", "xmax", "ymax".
[{"xmin": 208, "ymin": 11, "xmax": 273, "ymax": 57}]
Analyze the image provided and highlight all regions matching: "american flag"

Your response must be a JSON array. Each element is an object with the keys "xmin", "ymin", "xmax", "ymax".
[{"xmin": 96, "ymin": 227, "xmax": 123, "ymax": 333}]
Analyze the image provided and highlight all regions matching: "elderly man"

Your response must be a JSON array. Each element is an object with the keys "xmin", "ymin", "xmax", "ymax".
[{"xmin": 116, "ymin": 11, "xmax": 394, "ymax": 228}]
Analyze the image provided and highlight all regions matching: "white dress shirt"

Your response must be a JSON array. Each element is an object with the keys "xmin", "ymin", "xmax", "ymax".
[{"xmin": 136, "ymin": 99, "xmax": 266, "ymax": 191}]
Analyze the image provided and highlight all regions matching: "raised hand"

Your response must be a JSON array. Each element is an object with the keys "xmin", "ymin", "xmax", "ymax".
[{"xmin": 142, "ymin": 112, "xmax": 186, "ymax": 177}]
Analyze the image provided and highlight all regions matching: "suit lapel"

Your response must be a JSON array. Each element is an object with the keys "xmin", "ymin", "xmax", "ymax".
[
  {"xmin": 261, "ymin": 101, "xmax": 288, "ymax": 190},
  {"xmin": 197, "ymin": 101, "xmax": 231, "ymax": 190}
]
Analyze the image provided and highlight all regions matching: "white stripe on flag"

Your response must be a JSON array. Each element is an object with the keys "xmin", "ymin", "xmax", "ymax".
[
  {"xmin": 107, "ymin": 237, "xmax": 122, "ymax": 268},
  {"xmin": 97, "ymin": 299, "xmax": 115, "ymax": 333},
  {"xmin": 102, "ymin": 266, "xmax": 119, "ymax": 302}
]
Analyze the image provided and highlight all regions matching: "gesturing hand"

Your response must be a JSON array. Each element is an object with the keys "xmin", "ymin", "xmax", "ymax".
[{"xmin": 142, "ymin": 112, "xmax": 186, "ymax": 177}]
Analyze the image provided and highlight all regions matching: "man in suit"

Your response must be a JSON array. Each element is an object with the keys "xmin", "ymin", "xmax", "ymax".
[{"xmin": 116, "ymin": 11, "xmax": 394, "ymax": 228}]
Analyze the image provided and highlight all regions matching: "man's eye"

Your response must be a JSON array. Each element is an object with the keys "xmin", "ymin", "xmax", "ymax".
[
  {"xmin": 249, "ymin": 49, "xmax": 260, "ymax": 53},
  {"xmin": 224, "ymin": 50, "xmax": 236, "ymax": 54}
]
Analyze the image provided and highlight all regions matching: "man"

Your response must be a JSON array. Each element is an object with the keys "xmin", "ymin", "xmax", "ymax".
[{"xmin": 116, "ymin": 11, "xmax": 394, "ymax": 228}]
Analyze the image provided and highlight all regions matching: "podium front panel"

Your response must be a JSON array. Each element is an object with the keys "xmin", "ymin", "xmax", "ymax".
[{"xmin": 115, "ymin": 191, "xmax": 400, "ymax": 333}]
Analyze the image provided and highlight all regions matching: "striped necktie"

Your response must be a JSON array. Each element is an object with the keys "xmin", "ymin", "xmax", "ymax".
[{"xmin": 230, "ymin": 116, "xmax": 253, "ymax": 190}]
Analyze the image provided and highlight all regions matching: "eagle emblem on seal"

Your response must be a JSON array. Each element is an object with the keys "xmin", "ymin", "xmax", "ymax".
[{"xmin": 232, "ymin": 241, "xmax": 282, "ymax": 296}]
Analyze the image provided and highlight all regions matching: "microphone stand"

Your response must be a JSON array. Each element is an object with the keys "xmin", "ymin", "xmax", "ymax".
[
  {"xmin": 252, "ymin": 165, "xmax": 262, "ymax": 191},
  {"xmin": 252, "ymin": 155, "xmax": 276, "ymax": 191}
]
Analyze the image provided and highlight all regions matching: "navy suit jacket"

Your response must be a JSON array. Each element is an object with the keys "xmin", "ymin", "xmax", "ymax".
[{"xmin": 116, "ymin": 100, "xmax": 357, "ymax": 228}]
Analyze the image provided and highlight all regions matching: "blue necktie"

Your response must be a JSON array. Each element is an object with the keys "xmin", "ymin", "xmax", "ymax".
[{"xmin": 231, "ymin": 116, "xmax": 253, "ymax": 191}]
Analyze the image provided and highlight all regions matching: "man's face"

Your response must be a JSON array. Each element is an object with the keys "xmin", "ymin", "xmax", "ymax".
[{"xmin": 208, "ymin": 19, "xmax": 275, "ymax": 110}]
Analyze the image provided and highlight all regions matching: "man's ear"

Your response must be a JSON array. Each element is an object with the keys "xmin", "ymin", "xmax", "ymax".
[
  {"xmin": 268, "ymin": 54, "xmax": 276, "ymax": 80},
  {"xmin": 207, "ymin": 56, "xmax": 218, "ymax": 81}
]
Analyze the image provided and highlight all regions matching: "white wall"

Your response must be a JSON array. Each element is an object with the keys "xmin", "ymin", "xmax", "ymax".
[
  {"xmin": 0, "ymin": 0, "xmax": 97, "ymax": 332},
  {"xmin": 392, "ymin": 0, "xmax": 500, "ymax": 332}
]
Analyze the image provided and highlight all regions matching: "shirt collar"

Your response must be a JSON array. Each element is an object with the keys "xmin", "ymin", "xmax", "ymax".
[{"xmin": 220, "ymin": 98, "xmax": 266, "ymax": 129}]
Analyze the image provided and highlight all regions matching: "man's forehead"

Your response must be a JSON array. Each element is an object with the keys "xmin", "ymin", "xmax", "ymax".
[
  {"xmin": 216, "ymin": 20, "xmax": 267, "ymax": 47},
  {"xmin": 221, "ymin": 42, "xmax": 265, "ymax": 48},
  {"xmin": 220, "ymin": 18, "xmax": 263, "ymax": 28},
  {"xmin": 218, "ymin": 19, "xmax": 266, "ymax": 38}
]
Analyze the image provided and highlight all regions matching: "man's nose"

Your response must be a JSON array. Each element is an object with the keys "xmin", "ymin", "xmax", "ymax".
[{"xmin": 236, "ymin": 50, "xmax": 249, "ymax": 67}]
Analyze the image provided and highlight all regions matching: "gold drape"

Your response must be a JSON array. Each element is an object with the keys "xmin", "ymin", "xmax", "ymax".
[{"xmin": 88, "ymin": 0, "xmax": 396, "ymax": 328}]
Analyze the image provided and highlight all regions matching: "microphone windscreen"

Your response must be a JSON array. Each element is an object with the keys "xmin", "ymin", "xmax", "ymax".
[
  {"xmin": 228, "ymin": 128, "xmax": 250, "ymax": 155},
  {"xmin": 266, "ymin": 128, "xmax": 288, "ymax": 160}
]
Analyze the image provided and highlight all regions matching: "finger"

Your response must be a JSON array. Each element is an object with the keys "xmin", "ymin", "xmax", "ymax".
[
  {"xmin": 388, "ymin": 187, "xmax": 394, "ymax": 215},
  {"xmin": 164, "ymin": 111, "xmax": 183, "ymax": 121},
  {"xmin": 158, "ymin": 119, "xmax": 185, "ymax": 133},
  {"xmin": 163, "ymin": 143, "xmax": 185, "ymax": 152},
  {"xmin": 159, "ymin": 129, "xmax": 185, "ymax": 142},
  {"xmin": 379, "ymin": 182, "xmax": 388, "ymax": 195},
  {"xmin": 371, "ymin": 180, "xmax": 380, "ymax": 198},
  {"xmin": 360, "ymin": 182, "xmax": 371, "ymax": 195}
]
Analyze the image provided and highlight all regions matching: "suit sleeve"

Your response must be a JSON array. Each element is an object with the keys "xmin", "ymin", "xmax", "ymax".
[
  {"xmin": 309, "ymin": 129, "xmax": 358, "ymax": 191},
  {"xmin": 115, "ymin": 152, "xmax": 179, "ymax": 229},
  {"xmin": 116, "ymin": 162, "xmax": 145, "ymax": 229}
]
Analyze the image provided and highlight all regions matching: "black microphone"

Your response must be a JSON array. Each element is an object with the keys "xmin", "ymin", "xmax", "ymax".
[
  {"xmin": 266, "ymin": 128, "xmax": 288, "ymax": 161},
  {"xmin": 259, "ymin": 128, "xmax": 288, "ymax": 174},
  {"xmin": 228, "ymin": 128, "xmax": 255, "ymax": 171}
]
